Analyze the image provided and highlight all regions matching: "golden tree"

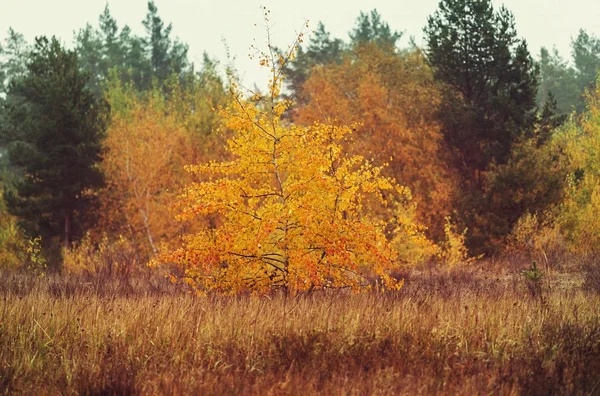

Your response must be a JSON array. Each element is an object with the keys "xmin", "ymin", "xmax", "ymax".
[
  {"xmin": 295, "ymin": 43, "xmax": 458, "ymax": 239},
  {"xmin": 99, "ymin": 80, "xmax": 194, "ymax": 258},
  {"xmin": 556, "ymin": 79, "xmax": 600, "ymax": 251},
  {"xmin": 160, "ymin": 29, "xmax": 428, "ymax": 295}
]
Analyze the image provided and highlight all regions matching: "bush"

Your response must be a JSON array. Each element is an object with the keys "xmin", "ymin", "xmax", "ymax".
[
  {"xmin": 63, "ymin": 233, "xmax": 141, "ymax": 279},
  {"xmin": 508, "ymin": 212, "xmax": 567, "ymax": 269}
]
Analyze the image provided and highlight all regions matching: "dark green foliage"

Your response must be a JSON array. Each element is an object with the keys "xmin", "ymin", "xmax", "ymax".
[
  {"xmin": 538, "ymin": 93, "xmax": 567, "ymax": 143},
  {"xmin": 1, "ymin": 37, "xmax": 106, "ymax": 262},
  {"xmin": 425, "ymin": 0, "xmax": 539, "ymax": 174},
  {"xmin": 425, "ymin": 0, "xmax": 542, "ymax": 252},
  {"xmin": 283, "ymin": 22, "xmax": 345, "ymax": 97},
  {"xmin": 537, "ymin": 47, "xmax": 580, "ymax": 115},
  {"xmin": 142, "ymin": 1, "xmax": 189, "ymax": 86},
  {"xmin": 74, "ymin": 2, "xmax": 190, "ymax": 95},
  {"xmin": 521, "ymin": 260, "xmax": 545, "ymax": 299},
  {"xmin": 349, "ymin": 9, "xmax": 402, "ymax": 48},
  {"xmin": 480, "ymin": 140, "xmax": 566, "ymax": 250}
]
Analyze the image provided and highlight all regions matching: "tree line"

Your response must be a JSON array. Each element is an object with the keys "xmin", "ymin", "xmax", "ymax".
[{"xmin": 1, "ymin": 0, "xmax": 600, "ymax": 291}]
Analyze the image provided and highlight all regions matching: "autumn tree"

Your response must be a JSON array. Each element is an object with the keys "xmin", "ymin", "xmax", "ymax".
[
  {"xmin": 100, "ymin": 81, "xmax": 188, "ymax": 257},
  {"xmin": 159, "ymin": 28, "xmax": 427, "ymax": 295},
  {"xmin": 295, "ymin": 42, "xmax": 457, "ymax": 239},
  {"xmin": 1, "ymin": 37, "xmax": 106, "ymax": 262},
  {"xmin": 98, "ymin": 57, "xmax": 228, "ymax": 261},
  {"xmin": 554, "ymin": 78, "xmax": 600, "ymax": 252}
]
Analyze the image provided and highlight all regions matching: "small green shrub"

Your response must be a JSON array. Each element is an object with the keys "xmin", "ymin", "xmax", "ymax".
[{"xmin": 522, "ymin": 260, "xmax": 545, "ymax": 299}]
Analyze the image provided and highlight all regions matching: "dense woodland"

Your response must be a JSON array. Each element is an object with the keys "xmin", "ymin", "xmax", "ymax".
[
  {"xmin": 2, "ymin": 2, "xmax": 600, "ymax": 394},
  {"xmin": 1, "ymin": 0, "xmax": 600, "ymax": 293}
]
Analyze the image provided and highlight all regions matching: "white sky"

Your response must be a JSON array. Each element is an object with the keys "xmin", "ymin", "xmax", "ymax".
[{"xmin": 2, "ymin": 0, "xmax": 600, "ymax": 88}]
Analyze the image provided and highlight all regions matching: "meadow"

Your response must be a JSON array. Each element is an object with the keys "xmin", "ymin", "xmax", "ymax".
[{"xmin": 1, "ymin": 257, "xmax": 599, "ymax": 395}]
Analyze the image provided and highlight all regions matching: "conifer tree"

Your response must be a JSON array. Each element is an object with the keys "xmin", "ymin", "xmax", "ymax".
[
  {"xmin": 425, "ymin": 0, "xmax": 540, "ymax": 251},
  {"xmin": 425, "ymin": 0, "xmax": 539, "ymax": 177},
  {"xmin": 1, "ymin": 37, "xmax": 106, "ymax": 260}
]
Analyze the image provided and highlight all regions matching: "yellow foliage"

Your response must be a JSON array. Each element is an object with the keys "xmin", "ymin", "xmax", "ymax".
[
  {"xmin": 63, "ymin": 233, "xmax": 140, "ymax": 277},
  {"xmin": 296, "ymin": 44, "xmax": 458, "ymax": 239},
  {"xmin": 160, "ymin": 42, "xmax": 430, "ymax": 295},
  {"xmin": 0, "ymin": 191, "xmax": 25, "ymax": 270},
  {"xmin": 555, "ymin": 79, "xmax": 600, "ymax": 252},
  {"xmin": 99, "ymin": 81, "xmax": 196, "ymax": 258},
  {"xmin": 437, "ymin": 217, "xmax": 471, "ymax": 268},
  {"xmin": 391, "ymin": 202, "xmax": 439, "ymax": 264},
  {"xmin": 25, "ymin": 237, "xmax": 47, "ymax": 277},
  {"xmin": 508, "ymin": 213, "xmax": 564, "ymax": 265}
]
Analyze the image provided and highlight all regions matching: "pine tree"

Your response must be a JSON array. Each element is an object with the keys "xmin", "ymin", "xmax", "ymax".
[
  {"xmin": 425, "ymin": 0, "xmax": 539, "ymax": 176},
  {"xmin": 349, "ymin": 9, "xmax": 402, "ymax": 48},
  {"xmin": 424, "ymin": 0, "xmax": 540, "ymax": 251},
  {"xmin": 572, "ymin": 29, "xmax": 600, "ymax": 102},
  {"xmin": 0, "ymin": 28, "xmax": 29, "ymax": 95},
  {"xmin": 282, "ymin": 22, "xmax": 345, "ymax": 97},
  {"xmin": 1, "ymin": 37, "xmax": 106, "ymax": 261},
  {"xmin": 142, "ymin": 1, "xmax": 189, "ymax": 86},
  {"xmin": 537, "ymin": 47, "xmax": 580, "ymax": 115}
]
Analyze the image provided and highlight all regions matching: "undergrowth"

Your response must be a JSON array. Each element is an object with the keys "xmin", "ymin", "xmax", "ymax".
[{"xmin": 0, "ymin": 263, "xmax": 598, "ymax": 395}]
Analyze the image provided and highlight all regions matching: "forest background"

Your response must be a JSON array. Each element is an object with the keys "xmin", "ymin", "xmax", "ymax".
[
  {"xmin": 3, "ymin": 1, "xmax": 600, "ymax": 393},
  {"xmin": 1, "ymin": 0, "xmax": 600, "ymax": 292}
]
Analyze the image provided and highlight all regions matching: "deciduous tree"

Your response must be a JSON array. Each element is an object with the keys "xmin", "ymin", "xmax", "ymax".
[
  {"xmin": 160, "ymin": 36, "xmax": 426, "ymax": 295},
  {"xmin": 296, "ymin": 43, "xmax": 457, "ymax": 238}
]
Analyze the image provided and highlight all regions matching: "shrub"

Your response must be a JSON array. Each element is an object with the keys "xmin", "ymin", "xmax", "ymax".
[{"xmin": 63, "ymin": 233, "xmax": 140, "ymax": 279}]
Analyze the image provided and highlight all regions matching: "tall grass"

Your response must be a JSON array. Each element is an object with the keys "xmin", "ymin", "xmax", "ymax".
[{"xmin": 0, "ymin": 266, "xmax": 599, "ymax": 395}]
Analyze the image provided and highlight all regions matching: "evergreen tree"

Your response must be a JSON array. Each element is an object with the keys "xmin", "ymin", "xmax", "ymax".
[
  {"xmin": 74, "ymin": 2, "xmax": 190, "ymax": 94},
  {"xmin": 424, "ymin": 0, "xmax": 540, "ymax": 251},
  {"xmin": 75, "ymin": 24, "xmax": 104, "ymax": 97},
  {"xmin": 99, "ymin": 4, "xmax": 124, "ymax": 68},
  {"xmin": 349, "ymin": 9, "xmax": 402, "ymax": 48},
  {"xmin": 142, "ymin": 1, "xmax": 189, "ymax": 86},
  {"xmin": 0, "ymin": 28, "xmax": 29, "ymax": 95},
  {"xmin": 283, "ymin": 10, "xmax": 399, "ymax": 97},
  {"xmin": 537, "ymin": 47, "xmax": 580, "ymax": 115},
  {"xmin": 425, "ymin": 0, "xmax": 539, "ymax": 174},
  {"xmin": 1, "ymin": 37, "xmax": 106, "ymax": 260},
  {"xmin": 283, "ymin": 22, "xmax": 345, "ymax": 96},
  {"xmin": 572, "ymin": 29, "xmax": 600, "ymax": 98}
]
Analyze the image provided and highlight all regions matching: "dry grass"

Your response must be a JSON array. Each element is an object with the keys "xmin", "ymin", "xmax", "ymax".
[{"xmin": 0, "ymin": 265, "xmax": 599, "ymax": 395}]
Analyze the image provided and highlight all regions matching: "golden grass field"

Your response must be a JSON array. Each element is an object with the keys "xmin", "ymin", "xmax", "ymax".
[{"xmin": 1, "ymin": 261, "xmax": 599, "ymax": 395}]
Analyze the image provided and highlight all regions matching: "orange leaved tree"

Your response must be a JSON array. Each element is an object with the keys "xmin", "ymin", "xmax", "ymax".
[
  {"xmin": 159, "ymin": 31, "xmax": 429, "ymax": 295},
  {"xmin": 295, "ymin": 43, "xmax": 458, "ymax": 239},
  {"xmin": 100, "ymin": 80, "xmax": 193, "ymax": 258}
]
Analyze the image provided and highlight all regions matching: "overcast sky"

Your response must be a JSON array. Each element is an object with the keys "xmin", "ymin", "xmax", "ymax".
[{"xmin": 2, "ymin": 0, "xmax": 600, "ymax": 88}]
